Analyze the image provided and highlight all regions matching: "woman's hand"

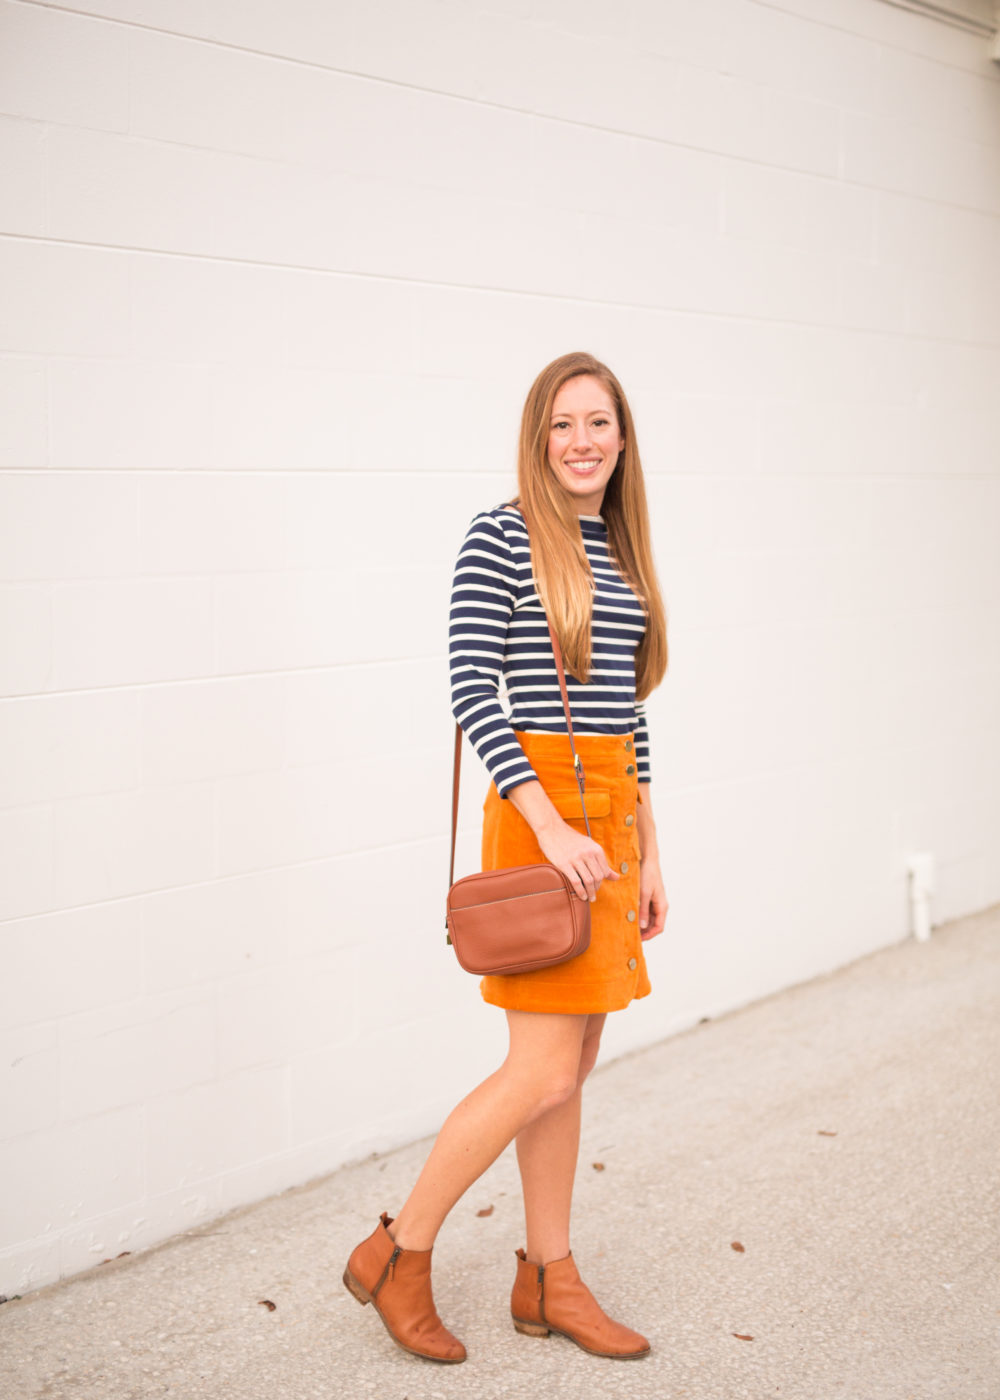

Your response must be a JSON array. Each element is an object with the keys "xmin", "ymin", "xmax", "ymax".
[
  {"xmin": 534, "ymin": 818, "xmax": 620, "ymax": 903},
  {"xmin": 638, "ymin": 850, "xmax": 668, "ymax": 940},
  {"xmin": 506, "ymin": 778, "xmax": 618, "ymax": 902},
  {"xmin": 635, "ymin": 781, "xmax": 667, "ymax": 940}
]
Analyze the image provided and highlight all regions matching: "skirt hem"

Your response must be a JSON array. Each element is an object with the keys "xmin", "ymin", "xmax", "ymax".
[{"xmin": 479, "ymin": 977, "xmax": 652, "ymax": 1016}]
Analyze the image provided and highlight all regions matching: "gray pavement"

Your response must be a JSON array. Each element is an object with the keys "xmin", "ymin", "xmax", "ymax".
[{"xmin": 3, "ymin": 904, "xmax": 999, "ymax": 1400}]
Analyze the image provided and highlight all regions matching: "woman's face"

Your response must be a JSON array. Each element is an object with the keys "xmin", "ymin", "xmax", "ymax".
[{"xmin": 546, "ymin": 374, "xmax": 624, "ymax": 515}]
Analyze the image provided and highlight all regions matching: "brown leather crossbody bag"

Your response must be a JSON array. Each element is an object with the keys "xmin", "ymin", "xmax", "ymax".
[{"xmin": 445, "ymin": 612, "xmax": 593, "ymax": 977}]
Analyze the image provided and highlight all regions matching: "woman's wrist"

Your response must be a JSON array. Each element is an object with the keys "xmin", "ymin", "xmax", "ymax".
[
  {"xmin": 506, "ymin": 778, "xmax": 563, "ymax": 839},
  {"xmin": 635, "ymin": 784, "xmax": 659, "ymax": 858}
]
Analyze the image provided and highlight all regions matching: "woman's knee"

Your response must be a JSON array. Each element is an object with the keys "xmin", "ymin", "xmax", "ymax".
[
  {"xmin": 530, "ymin": 1039, "xmax": 600, "ymax": 1114},
  {"xmin": 574, "ymin": 1022, "xmax": 605, "ymax": 1089},
  {"xmin": 499, "ymin": 1056, "xmax": 580, "ymax": 1118},
  {"xmin": 502, "ymin": 1010, "xmax": 594, "ymax": 1115},
  {"xmin": 535, "ymin": 1066, "xmax": 583, "ymax": 1114},
  {"xmin": 518, "ymin": 1040, "xmax": 599, "ymax": 1116}
]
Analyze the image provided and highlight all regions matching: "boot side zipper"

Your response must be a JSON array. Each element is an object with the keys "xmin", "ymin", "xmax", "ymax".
[{"xmin": 372, "ymin": 1244, "xmax": 402, "ymax": 1298}]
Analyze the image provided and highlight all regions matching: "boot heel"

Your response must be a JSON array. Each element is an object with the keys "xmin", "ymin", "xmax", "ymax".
[
  {"xmin": 342, "ymin": 1267, "xmax": 372, "ymax": 1306},
  {"xmin": 513, "ymin": 1317, "xmax": 550, "ymax": 1338}
]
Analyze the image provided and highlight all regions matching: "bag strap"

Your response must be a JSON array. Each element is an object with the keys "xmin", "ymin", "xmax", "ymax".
[{"xmin": 449, "ymin": 520, "xmax": 590, "ymax": 889}]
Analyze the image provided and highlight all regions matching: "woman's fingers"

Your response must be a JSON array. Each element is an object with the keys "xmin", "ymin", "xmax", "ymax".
[
  {"xmin": 566, "ymin": 864, "xmax": 593, "ymax": 902},
  {"xmin": 639, "ymin": 881, "xmax": 668, "ymax": 939},
  {"xmin": 638, "ymin": 885, "xmax": 652, "ymax": 929},
  {"xmin": 561, "ymin": 853, "xmax": 601, "ymax": 902},
  {"xmin": 573, "ymin": 848, "xmax": 620, "ymax": 902},
  {"xmin": 571, "ymin": 855, "xmax": 600, "ymax": 902}
]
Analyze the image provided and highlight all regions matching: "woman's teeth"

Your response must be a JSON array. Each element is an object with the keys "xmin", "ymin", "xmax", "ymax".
[{"xmin": 566, "ymin": 460, "xmax": 600, "ymax": 474}]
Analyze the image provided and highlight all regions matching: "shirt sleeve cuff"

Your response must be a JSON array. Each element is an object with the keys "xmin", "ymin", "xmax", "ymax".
[{"xmin": 495, "ymin": 763, "xmax": 540, "ymax": 799}]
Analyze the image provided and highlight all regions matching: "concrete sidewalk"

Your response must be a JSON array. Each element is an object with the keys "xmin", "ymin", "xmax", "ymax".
[{"xmin": 3, "ymin": 905, "xmax": 999, "ymax": 1400}]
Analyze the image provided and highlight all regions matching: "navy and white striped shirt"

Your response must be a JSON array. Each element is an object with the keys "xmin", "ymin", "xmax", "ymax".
[{"xmin": 449, "ymin": 504, "xmax": 651, "ymax": 798}]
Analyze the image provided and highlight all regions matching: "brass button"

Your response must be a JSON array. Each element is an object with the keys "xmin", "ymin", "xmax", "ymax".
[
  {"xmin": 628, "ymin": 956, "xmax": 637, "ymax": 971},
  {"xmin": 624, "ymin": 814, "xmax": 634, "ymax": 827},
  {"xmin": 625, "ymin": 763, "xmax": 635, "ymax": 775},
  {"xmin": 624, "ymin": 739, "xmax": 633, "ymax": 751},
  {"xmin": 626, "ymin": 909, "xmax": 636, "ymax": 923},
  {"xmin": 619, "ymin": 861, "xmax": 629, "ymax": 874}
]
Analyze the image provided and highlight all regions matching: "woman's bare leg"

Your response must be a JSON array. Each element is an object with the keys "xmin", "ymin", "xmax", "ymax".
[
  {"xmin": 389, "ymin": 1010, "xmax": 590, "ymax": 1251},
  {"xmin": 514, "ymin": 1012, "xmax": 606, "ymax": 1264}
]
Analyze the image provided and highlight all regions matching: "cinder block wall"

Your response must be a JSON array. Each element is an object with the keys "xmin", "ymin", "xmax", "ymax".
[{"xmin": 2, "ymin": 0, "xmax": 998, "ymax": 1294}]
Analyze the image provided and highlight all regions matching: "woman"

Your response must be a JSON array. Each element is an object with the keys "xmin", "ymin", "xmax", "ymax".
[{"xmin": 344, "ymin": 351, "xmax": 669, "ymax": 1364}]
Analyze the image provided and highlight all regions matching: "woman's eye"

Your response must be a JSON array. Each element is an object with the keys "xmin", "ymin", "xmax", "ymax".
[{"xmin": 552, "ymin": 421, "xmax": 570, "ymax": 430}]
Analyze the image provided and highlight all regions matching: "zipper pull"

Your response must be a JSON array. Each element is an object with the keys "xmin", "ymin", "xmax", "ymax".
[
  {"xmin": 389, "ymin": 1245, "xmax": 401, "ymax": 1280},
  {"xmin": 536, "ymin": 1262, "xmax": 544, "ymax": 1300}
]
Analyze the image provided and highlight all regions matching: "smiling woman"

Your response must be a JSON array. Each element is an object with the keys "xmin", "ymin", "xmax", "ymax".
[{"xmin": 344, "ymin": 351, "xmax": 669, "ymax": 1367}]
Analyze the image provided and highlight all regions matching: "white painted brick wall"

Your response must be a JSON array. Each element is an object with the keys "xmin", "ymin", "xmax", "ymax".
[{"xmin": 1, "ymin": 0, "xmax": 998, "ymax": 1294}]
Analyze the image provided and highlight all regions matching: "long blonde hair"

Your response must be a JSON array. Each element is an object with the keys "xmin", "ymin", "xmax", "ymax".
[{"xmin": 512, "ymin": 351, "xmax": 667, "ymax": 699}]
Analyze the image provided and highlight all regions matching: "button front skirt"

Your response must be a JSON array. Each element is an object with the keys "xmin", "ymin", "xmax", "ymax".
[{"xmin": 478, "ymin": 730, "xmax": 652, "ymax": 1014}]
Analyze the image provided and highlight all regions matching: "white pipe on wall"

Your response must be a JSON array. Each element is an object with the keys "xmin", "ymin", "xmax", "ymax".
[{"xmin": 906, "ymin": 852, "xmax": 937, "ymax": 943}]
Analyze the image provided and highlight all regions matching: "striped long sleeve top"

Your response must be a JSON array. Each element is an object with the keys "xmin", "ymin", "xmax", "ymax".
[{"xmin": 449, "ymin": 503, "xmax": 651, "ymax": 798}]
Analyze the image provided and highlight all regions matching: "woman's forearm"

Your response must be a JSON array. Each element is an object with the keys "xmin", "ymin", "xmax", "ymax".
[{"xmin": 505, "ymin": 778, "xmax": 564, "ymax": 838}]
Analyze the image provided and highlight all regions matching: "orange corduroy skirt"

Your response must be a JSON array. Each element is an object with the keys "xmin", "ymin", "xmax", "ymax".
[{"xmin": 479, "ymin": 730, "xmax": 653, "ymax": 1015}]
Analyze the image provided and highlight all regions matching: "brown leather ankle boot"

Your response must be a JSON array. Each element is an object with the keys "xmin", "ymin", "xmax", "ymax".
[
  {"xmin": 343, "ymin": 1213, "xmax": 466, "ymax": 1363},
  {"xmin": 510, "ymin": 1246, "xmax": 650, "ymax": 1358}
]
